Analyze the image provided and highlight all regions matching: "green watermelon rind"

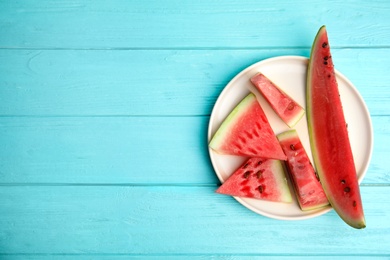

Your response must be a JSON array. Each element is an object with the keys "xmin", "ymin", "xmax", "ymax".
[
  {"xmin": 286, "ymin": 106, "xmax": 305, "ymax": 128},
  {"xmin": 208, "ymin": 93, "xmax": 255, "ymax": 152},
  {"xmin": 271, "ymin": 160, "xmax": 294, "ymax": 203}
]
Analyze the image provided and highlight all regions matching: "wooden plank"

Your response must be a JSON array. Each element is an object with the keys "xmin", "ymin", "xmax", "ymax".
[
  {"xmin": 0, "ymin": 186, "xmax": 389, "ymax": 255},
  {"xmin": 0, "ymin": 116, "xmax": 215, "ymax": 184},
  {"xmin": 0, "ymin": 116, "xmax": 388, "ymax": 184},
  {"xmin": 0, "ymin": 48, "xmax": 388, "ymax": 116},
  {"xmin": 0, "ymin": 0, "xmax": 389, "ymax": 48},
  {"xmin": 3, "ymin": 256, "xmax": 389, "ymax": 260}
]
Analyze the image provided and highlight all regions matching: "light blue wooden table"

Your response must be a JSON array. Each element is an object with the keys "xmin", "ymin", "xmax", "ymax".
[{"xmin": 1, "ymin": 1, "xmax": 389, "ymax": 258}]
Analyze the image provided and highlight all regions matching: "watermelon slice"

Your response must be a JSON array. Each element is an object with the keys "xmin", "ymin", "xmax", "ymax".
[
  {"xmin": 251, "ymin": 73, "xmax": 305, "ymax": 128},
  {"xmin": 307, "ymin": 26, "xmax": 365, "ymax": 228},
  {"xmin": 209, "ymin": 93, "xmax": 286, "ymax": 160},
  {"xmin": 277, "ymin": 130, "xmax": 329, "ymax": 211},
  {"xmin": 216, "ymin": 157, "xmax": 292, "ymax": 203}
]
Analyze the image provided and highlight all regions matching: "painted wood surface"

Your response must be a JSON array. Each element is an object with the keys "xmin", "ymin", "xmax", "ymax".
[
  {"xmin": 1, "ymin": 1, "xmax": 389, "ymax": 49},
  {"xmin": 1, "ymin": 0, "xmax": 389, "ymax": 258},
  {"xmin": 1, "ymin": 49, "xmax": 389, "ymax": 116},
  {"xmin": 0, "ymin": 186, "xmax": 389, "ymax": 256},
  {"xmin": 0, "ymin": 116, "xmax": 388, "ymax": 184}
]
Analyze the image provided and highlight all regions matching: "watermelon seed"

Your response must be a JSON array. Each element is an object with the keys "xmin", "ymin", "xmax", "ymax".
[
  {"xmin": 257, "ymin": 160, "xmax": 263, "ymax": 165},
  {"xmin": 245, "ymin": 131, "xmax": 253, "ymax": 139},
  {"xmin": 353, "ymin": 201, "xmax": 357, "ymax": 207},
  {"xmin": 234, "ymin": 142, "xmax": 243, "ymax": 150},
  {"xmin": 341, "ymin": 179, "xmax": 346, "ymax": 184},
  {"xmin": 287, "ymin": 102, "xmax": 295, "ymax": 111},
  {"xmin": 327, "ymin": 74, "xmax": 331, "ymax": 78},
  {"xmin": 290, "ymin": 144, "xmax": 295, "ymax": 151},
  {"xmin": 243, "ymin": 171, "xmax": 251, "ymax": 179},
  {"xmin": 324, "ymin": 61, "xmax": 328, "ymax": 65},
  {"xmin": 248, "ymin": 147, "xmax": 258, "ymax": 155},
  {"xmin": 243, "ymin": 162, "xmax": 250, "ymax": 169},
  {"xmin": 322, "ymin": 42, "xmax": 328, "ymax": 48},
  {"xmin": 256, "ymin": 169, "xmax": 265, "ymax": 179},
  {"xmin": 257, "ymin": 185, "xmax": 264, "ymax": 193},
  {"xmin": 324, "ymin": 56, "xmax": 329, "ymax": 60},
  {"xmin": 344, "ymin": 187, "xmax": 351, "ymax": 193},
  {"xmin": 239, "ymin": 136, "xmax": 247, "ymax": 144}
]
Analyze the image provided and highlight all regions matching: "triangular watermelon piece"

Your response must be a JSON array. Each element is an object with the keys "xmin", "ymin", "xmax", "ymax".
[
  {"xmin": 277, "ymin": 130, "xmax": 329, "ymax": 211},
  {"xmin": 216, "ymin": 157, "xmax": 292, "ymax": 203},
  {"xmin": 251, "ymin": 73, "xmax": 305, "ymax": 128},
  {"xmin": 209, "ymin": 93, "xmax": 286, "ymax": 160}
]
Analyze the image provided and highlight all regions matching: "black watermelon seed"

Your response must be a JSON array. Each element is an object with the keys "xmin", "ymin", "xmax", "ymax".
[
  {"xmin": 256, "ymin": 169, "xmax": 265, "ymax": 179},
  {"xmin": 243, "ymin": 171, "xmax": 251, "ymax": 179}
]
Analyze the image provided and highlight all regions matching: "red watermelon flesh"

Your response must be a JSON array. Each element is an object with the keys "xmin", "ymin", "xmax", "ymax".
[
  {"xmin": 307, "ymin": 26, "xmax": 365, "ymax": 228},
  {"xmin": 209, "ymin": 93, "xmax": 286, "ymax": 160},
  {"xmin": 216, "ymin": 157, "xmax": 292, "ymax": 203},
  {"xmin": 277, "ymin": 130, "xmax": 329, "ymax": 211},
  {"xmin": 251, "ymin": 73, "xmax": 305, "ymax": 128}
]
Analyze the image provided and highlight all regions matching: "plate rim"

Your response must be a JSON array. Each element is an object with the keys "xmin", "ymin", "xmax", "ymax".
[{"xmin": 207, "ymin": 55, "xmax": 374, "ymax": 221}]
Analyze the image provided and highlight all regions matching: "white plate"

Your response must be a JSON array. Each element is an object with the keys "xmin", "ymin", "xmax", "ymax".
[{"xmin": 208, "ymin": 56, "xmax": 373, "ymax": 220}]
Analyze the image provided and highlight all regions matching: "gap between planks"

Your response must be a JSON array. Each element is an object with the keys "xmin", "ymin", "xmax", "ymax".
[
  {"xmin": 1, "ymin": 46, "xmax": 390, "ymax": 51},
  {"xmin": 0, "ymin": 183, "xmax": 387, "ymax": 187}
]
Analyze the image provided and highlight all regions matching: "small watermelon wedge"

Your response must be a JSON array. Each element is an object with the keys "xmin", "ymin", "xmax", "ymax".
[
  {"xmin": 307, "ymin": 26, "xmax": 365, "ymax": 228},
  {"xmin": 277, "ymin": 130, "xmax": 329, "ymax": 211},
  {"xmin": 209, "ymin": 93, "xmax": 286, "ymax": 160},
  {"xmin": 251, "ymin": 73, "xmax": 305, "ymax": 128},
  {"xmin": 216, "ymin": 157, "xmax": 292, "ymax": 203}
]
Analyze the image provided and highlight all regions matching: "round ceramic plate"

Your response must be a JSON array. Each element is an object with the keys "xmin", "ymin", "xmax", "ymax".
[{"xmin": 208, "ymin": 56, "xmax": 373, "ymax": 220}]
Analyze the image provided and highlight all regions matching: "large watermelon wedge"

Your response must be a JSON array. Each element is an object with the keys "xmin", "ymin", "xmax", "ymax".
[
  {"xmin": 307, "ymin": 26, "xmax": 365, "ymax": 228},
  {"xmin": 277, "ymin": 130, "xmax": 329, "ymax": 211},
  {"xmin": 209, "ymin": 93, "xmax": 286, "ymax": 160},
  {"xmin": 216, "ymin": 157, "xmax": 292, "ymax": 203}
]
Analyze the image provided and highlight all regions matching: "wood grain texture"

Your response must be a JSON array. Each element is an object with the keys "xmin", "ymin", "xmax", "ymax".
[
  {"xmin": 0, "ymin": 116, "xmax": 387, "ymax": 184},
  {"xmin": 3, "ymin": 257, "xmax": 390, "ymax": 260},
  {"xmin": 0, "ymin": 116, "xmax": 214, "ymax": 184},
  {"xmin": 1, "ymin": 0, "xmax": 390, "ymax": 48},
  {"xmin": 0, "ymin": 48, "xmax": 388, "ymax": 116},
  {"xmin": 0, "ymin": 186, "xmax": 389, "ymax": 255}
]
